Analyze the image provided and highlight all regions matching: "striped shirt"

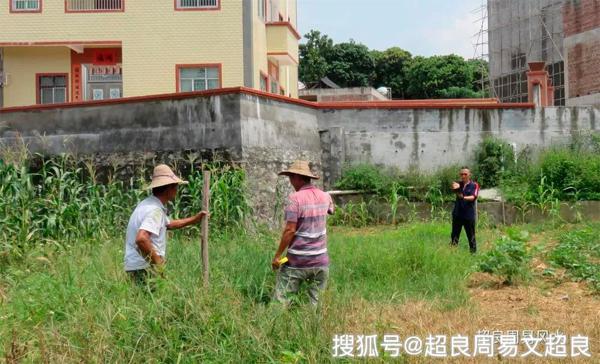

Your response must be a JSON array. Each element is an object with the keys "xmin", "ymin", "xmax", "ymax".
[{"xmin": 284, "ymin": 184, "xmax": 334, "ymax": 268}]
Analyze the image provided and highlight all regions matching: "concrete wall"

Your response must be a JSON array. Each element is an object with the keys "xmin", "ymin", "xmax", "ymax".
[
  {"xmin": 2, "ymin": 89, "xmax": 600, "ymax": 221},
  {"xmin": 0, "ymin": 93, "xmax": 243, "ymax": 157},
  {"xmin": 318, "ymin": 106, "xmax": 600, "ymax": 188},
  {"xmin": 299, "ymin": 87, "xmax": 389, "ymax": 102},
  {"xmin": 0, "ymin": 89, "xmax": 322, "ymax": 222},
  {"xmin": 239, "ymin": 92, "xmax": 322, "ymax": 220}
]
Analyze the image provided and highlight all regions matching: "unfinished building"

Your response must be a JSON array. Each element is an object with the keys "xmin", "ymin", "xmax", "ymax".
[
  {"xmin": 488, "ymin": 0, "xmax": 600, "ymax": 106},
  {"xmin": 488, "ymin": 0, "xmax": 566, "ymax": 105}
]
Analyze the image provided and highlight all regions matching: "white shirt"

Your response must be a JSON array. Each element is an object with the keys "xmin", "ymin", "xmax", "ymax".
[{"xmin": 124, "ymin": 196, "xmax": 171, "ymax": 271}]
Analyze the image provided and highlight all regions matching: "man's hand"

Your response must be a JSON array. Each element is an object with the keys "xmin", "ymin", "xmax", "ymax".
[
  {"xmin": 168, "ymin": 211, "xmax": 210, "ymax": 230},
  {"xmin": 451, "ymin": 182, "xmax": 460, "ymax": 190},
  {"xmin": 457, "ymin": 193, "xmax": 464, "ymax": 199},
  {"xmin": 194, "ymin": 210, "xmax": 210, "ymax": 223},
  {"xmin": 150, "ymin": 250, "xmax": 165, "ymax": 265},
  {"xmin": 271, "ymin": 254, "xmax": 282, "ymax": 271}
]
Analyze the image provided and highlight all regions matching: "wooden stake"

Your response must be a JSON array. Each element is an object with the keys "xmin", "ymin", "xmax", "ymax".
[{"xmin": 201, "ymin": 171, "xmax": 211, "ymax": 286}]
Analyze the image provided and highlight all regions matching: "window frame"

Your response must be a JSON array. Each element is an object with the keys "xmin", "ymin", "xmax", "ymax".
[
  {"xmin": 259, "ymin": 71, "xmax": 269, "ymax": 92},
  {"xmin": 10, "ymin": 0, "xmax": 42, "ymax": 13},
  {"xmin": 64, "ymin": 0, "xmax": 125, "ymax": 13},
  {"xmin": 268, "ymin": 61, "xmax": 279, "ymax": 94},
  {"xmin": 257, "ymin": 0, "xmax": 267, "ymax": 21},
  {"xmin": 36, "ymin": 73, "xmax": 69, "ymax": 105},
  {"xmin": 174, "ymin": 0, "xmax": 220, "ymax": 11},
  {"xmin": 175, "ymin": 64, "xmax": 222, "ymax": 93}
]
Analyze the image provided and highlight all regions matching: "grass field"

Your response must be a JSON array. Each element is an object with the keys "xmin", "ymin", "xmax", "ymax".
[{"xmin": 2, "ymin": 220, "xmax": 598, "ymax": 363}]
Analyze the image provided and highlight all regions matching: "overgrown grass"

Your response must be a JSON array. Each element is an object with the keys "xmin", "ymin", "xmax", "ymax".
[
  {"xmin": 549, "ymin": 223, "xmax": 600, "ymax": 293},
  {"xmin": 0, "ymin": 223, "xmax": 477, "ymax": 362}
]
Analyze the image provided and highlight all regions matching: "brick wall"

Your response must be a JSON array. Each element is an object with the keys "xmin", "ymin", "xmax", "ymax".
[
  {"xmin": 567, "ymin": 39, "xmax": 600, "ymax": 97},
  {"xmin": 563, "ymin": 0, "xmax": 600, "ymax": 99},
  {"xmin": 563, "ymin": 0, "xmax": 600, "ymax": 37}
]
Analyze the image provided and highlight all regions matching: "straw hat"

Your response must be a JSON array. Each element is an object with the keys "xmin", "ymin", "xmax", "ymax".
[
  {"xmin": 147, "ymin": 164, "xmax": 188, "ymax": 189},
  {"xmin": 278, "ymin": 160, "xmax": 319, "ymax": 179}
]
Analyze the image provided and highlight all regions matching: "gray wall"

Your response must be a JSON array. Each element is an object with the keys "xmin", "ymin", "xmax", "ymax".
[
  {"xmin": 0, "ymin": 94, "xmax": 243, "ymax": 157},
  {"xmin": 2, "ymin": 90, "xmax": 600, "ymax": 221},
  {"xmin": 318, "ymin": 106, "xmax": 600, "ymax": 188},
  {"xmin": 239, "ymin": 93, "xmax": 322, "ymax": 220},
  {"xmin": 0, "ymin": 92, "xmax": 323, "ymax": 223}
]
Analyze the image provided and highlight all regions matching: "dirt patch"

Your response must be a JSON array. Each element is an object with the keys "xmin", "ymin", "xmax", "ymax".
[{"xmin": 336, "ymin": 279, "xmax": 599, "ymax": 363}]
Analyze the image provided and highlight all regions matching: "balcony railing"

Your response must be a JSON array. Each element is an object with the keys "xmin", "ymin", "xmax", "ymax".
[
  {"xmin": 66, "ymin": 0, "xmax": 124, "ymax": 12},
  {"xmin": 176, "ymin": 0, "xmax": 219, "ymax": 10}
]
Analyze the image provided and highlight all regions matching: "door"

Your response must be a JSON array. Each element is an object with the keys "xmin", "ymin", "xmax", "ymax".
[{"xmin": 83, "ymin": 64, "xmax": 123, "ymax": 101}]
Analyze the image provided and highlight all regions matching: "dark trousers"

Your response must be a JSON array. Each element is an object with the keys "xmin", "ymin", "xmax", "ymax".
[
  {"xmin": 127, "ymin": 268, "xmax": 157, "ymax": 292},
  {"xmin": 451, "ymin": 216, "xmax": 477, "ymax": 253}
]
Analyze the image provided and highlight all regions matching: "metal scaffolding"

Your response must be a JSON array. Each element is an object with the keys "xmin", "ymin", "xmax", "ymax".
[{"xmin": 486, "ymin": 0, "xmax": 565, "ymax": 105}]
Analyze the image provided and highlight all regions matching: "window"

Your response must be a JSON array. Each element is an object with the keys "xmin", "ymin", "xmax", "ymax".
[
  {"xmin": 260, "ymin": 72, "xmax": 268, "ymax": 92},
  {"xmin": 37, "ymin": 74, "xmax": 67, "ymax": 104},
  {"xmin": 11, "ymin": 0, "xmax": 41, "ymax": 12},
  {"xmin": 257, "ymin": 0, "xmax": 266, "ymax": 21},
  {"xmin": 65, "ymin": 0, "xmax": 123, "ymax": 12},
  {"xmin": 268, "ymin": 61, "xmax": 279, "ymax": 94},
  {"xmin": 177, "ymin": 65, "xmax": 221, "ymax": 92},
  {"xmin": 176, "ymin": 0, "xmax": 219, "ymax": 10}
]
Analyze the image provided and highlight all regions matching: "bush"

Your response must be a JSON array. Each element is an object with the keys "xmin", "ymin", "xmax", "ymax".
[
  {"xmin": 474, "ymin": 137, "xmax": 515, "ymax": 188},
  {"xmin": 498, "ymin": 133, "xmax": 600, "ymax": 202},
  {"xmin": 335, "ymin": 164, "xmax": 461, "ymax": 203},
  {"xmin": 334, "ymin": 164, "xmax": 391, "ymax": 194},
  {"xmin": 549, "ymin": 224, "xmax": 600, "ymax": 292},
  {"xmin": 533, "ymin": 146, "xmax": 600, "ymax": 201},
  {"xmin": 478, "ymin": 229, "xmax": 532, "ymax": 285}
]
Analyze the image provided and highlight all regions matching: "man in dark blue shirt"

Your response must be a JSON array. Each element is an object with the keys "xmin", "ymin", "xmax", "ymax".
[{"xmin": 451, "ymin": 167, "xmax": 480, "ymax": 253}]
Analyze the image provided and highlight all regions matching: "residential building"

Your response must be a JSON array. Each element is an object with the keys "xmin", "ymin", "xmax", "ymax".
[{"xmin": 0, "ymin": 0, "xmax": 299, "ymax": 108}]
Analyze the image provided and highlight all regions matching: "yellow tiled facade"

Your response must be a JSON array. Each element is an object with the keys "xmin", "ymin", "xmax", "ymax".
[{"xmin": 0, "ymin": 0, "xmax": 299, "ymax": 108}]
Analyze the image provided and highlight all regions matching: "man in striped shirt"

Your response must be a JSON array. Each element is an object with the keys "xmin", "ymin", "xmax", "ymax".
[{"xmin": 272, "ymin": 160, "xmax": 334, "ymax": 306}]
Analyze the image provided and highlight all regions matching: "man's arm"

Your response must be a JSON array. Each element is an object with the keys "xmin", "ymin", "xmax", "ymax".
[
  {"xmin": 135, "ymin": 229, "xmax": 163, "ymax": 265},
  {"xmin": 166, "ymin": 211, "xmax": 209, "ymax": 230},
  {"xmin": 271, "ymin": 221, "xmax": 297, "ymax": 270},
  {"xmin": 461, "ymin": 183, "xmax": 479, "ymax": 202}
]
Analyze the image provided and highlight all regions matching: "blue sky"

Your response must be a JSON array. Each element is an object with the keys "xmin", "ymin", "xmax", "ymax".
[{"xmin": 298, "ymin": 0, "xmax": 487, "ymax": 59}]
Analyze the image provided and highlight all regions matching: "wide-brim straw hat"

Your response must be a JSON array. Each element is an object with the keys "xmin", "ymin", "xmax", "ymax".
[
  {"xmin": 147, "ymin": 164, "xmax": 188, "ymax": 189},
  {"xmin": 278, "ymin": 160, "xmax": 320, "ymax": 179}
]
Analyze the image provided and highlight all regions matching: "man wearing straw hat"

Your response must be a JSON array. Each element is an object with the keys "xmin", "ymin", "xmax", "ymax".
[
  {"xmin": 272, "ymin": 160, "xmax": 335, "ymax": 306},
  {"xmin": 124, "ymin": 164, "xmax": 209, "ymax": 285}
]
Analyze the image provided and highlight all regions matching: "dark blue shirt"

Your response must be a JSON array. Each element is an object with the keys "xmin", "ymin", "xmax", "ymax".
[{"xmin": 452, "ymin": 181, "xmax": 480, "ymax": 220}]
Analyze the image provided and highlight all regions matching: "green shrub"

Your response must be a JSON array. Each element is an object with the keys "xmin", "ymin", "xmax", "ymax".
[
  {"xmin": 478, "ymin": 229, "xmax": 532, "ymax": 285},
  {"xmin": 532, "ymin": 147, "xmax": 600, "ymax": 201},
  {"xmin": 549, "ymin": 224, "xmax": 600, "ymax": 293},
  {"xmin": 474, "ymin": 137, "xmax": 515, "ymax": 188},
  {"xmin": 334, "ymin": 164, "xmax": 391, "ymax": 194}
]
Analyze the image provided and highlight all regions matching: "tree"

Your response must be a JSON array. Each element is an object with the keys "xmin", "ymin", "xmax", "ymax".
[
  {"xmin": 326, "ymin": 41, "xmax": 376, "ymax": 87},
  {"xmin": 299, "ymin": 29, "xmax": 490, "ymax": 99},
  {"xmin": 299, "ymin": 30, "xmax": 333, "ymax": 84},
  {"xmin": 372, "ymin": 47, "xmax": 412, "ymax": 99},
  {"xmin": 405, "ymin": 55, "xmax": 479, "ymax": 99}
]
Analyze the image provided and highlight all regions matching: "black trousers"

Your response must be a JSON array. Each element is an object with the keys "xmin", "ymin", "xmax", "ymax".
[{"xmin": 451, "ymin": 216, "xmax": 477, "ymax": 253}]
